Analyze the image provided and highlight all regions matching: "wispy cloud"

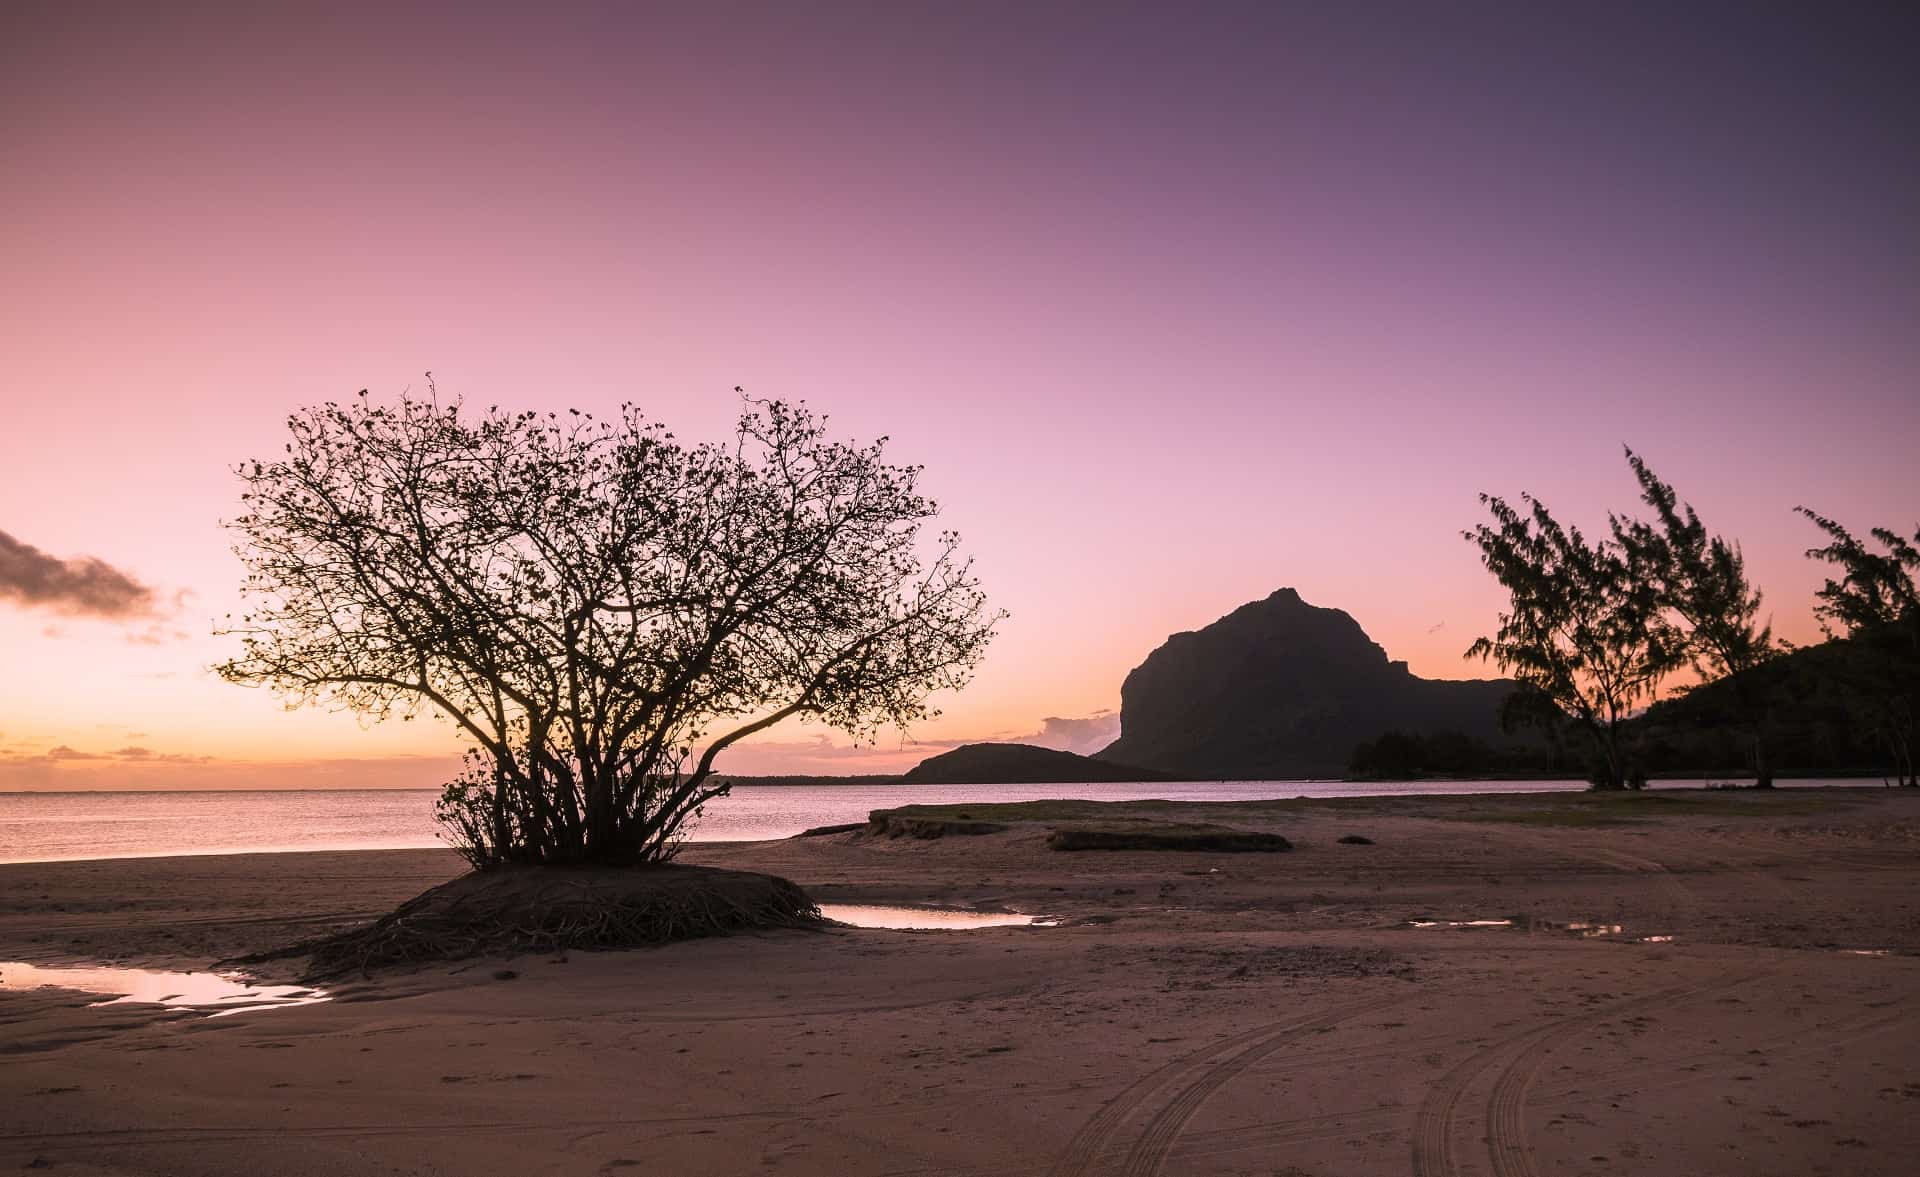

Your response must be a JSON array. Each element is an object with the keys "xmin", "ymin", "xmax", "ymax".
[
  {"xmin": 124, "ymin": 623, "xmax": 192, "ymax": 646},
  {"xmin": 0, "ymin": 528, "xmax": 157, "ymax": 619},
  {"xmin": 0, "ymin": 746, "xmax": 462, "ymax": 791}
]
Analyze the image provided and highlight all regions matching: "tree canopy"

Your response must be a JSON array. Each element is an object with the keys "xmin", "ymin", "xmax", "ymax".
[
  {"xmin": 1796, "ymin": 508, "xmax": 1918, "ymax": 786},
  {"xmin": 1464, "ymin": 491, "xmax": 1682, "ymax": 788},
  {"xmin": 218, "ymin": 391, "xmax": 1001, "ymax": 865},
  {"xmin": 1616, "ymin": 449, "xmax": 1780, "ymax": 782},
  {"xmin": 1468, "ymin": 451, "xmax": 1915, "ymax": 788}
]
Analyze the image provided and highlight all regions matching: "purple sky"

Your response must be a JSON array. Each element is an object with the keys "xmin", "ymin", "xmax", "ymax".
[{"xmin": 2, "ymin": 2, "xmax": 1915, "ymax": 787}]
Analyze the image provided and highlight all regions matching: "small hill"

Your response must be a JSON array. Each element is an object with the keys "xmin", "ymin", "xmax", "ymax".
[
  {"xmin": 1634, "ymin": 637, "xmax": 1893, "ymax": 777},
  {"xmin": 1098, "ymin": 588, "xmax": 1525, "ymax": 779},
  {"xmin": 902, "ymin": 742, "xmax": 1175, "ymax": 785}
]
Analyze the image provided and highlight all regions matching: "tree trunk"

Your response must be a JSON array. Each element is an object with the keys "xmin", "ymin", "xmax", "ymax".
[
  {"xmin": 583, "ymin": 766, "xmax": 617, "ymax": 862},
  {"xmin": 489, "ymin": 759, "xmax": 510, "ymax": 859},
  {"xmin": 1591, "ymin": 724, "xmax": 1627, "ymax": 789},
  {"xmin": 1751, "ymin": 732, "xmax": 1773, "ymax": 789}
]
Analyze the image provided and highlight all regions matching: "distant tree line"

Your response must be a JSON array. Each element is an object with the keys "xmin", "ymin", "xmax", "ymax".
[{"xmin": 1457, "ymin": 450, "xmax": 1917, "ymax": 789}]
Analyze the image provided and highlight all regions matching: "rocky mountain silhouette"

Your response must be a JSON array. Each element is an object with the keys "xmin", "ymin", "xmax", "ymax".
[{"xmin": 1097, "ymin": 588, "xmax": 1521, "ymax": 779}]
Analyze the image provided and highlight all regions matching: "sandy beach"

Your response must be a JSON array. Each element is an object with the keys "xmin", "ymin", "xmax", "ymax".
[{"xmin": 3, "ymin": 787, "xmax": 1918, "ymax": 1176}]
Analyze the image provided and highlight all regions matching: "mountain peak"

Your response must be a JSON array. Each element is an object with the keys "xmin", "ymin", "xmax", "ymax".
[{"xmin": 1098, "ymin": 589, "xmax": 1517, "ymax": 778}]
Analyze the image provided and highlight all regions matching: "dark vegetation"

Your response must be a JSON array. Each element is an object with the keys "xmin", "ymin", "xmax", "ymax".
[
  {"xmin": 1045, "ymin": 825, "xmax": 1291, "ymax": 852},
  {"xmin": 859, "ymin": 801, "xmax": 1288, "ymax": 851},
  {"xmin": 1466, "ymin": 448, "xmax": 1916, "ymax": 789},
  {"xmin": 1348, "ymin": 729, "xmax": 1546, "ymax": 780},
  {"xmin": 1798, "ymin": 509, "xmax": 1919, "ymax": 786},
  {"xmin": 864, "ymin": 811, "xmax": 1010, "ymax": 838},
  {"xmin": 1347, "ymin": 639, "xmax": 1912, "ymax": 782}
]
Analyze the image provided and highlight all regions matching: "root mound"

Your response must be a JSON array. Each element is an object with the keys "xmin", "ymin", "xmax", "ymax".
[{"xmin": 243, "ymin": 865, "xmax": 823, "ymax": 979}]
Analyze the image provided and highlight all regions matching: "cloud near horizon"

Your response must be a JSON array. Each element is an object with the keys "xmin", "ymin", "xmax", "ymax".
[
  {"xmin": 0, "ymin": 528, "xmax": 158, "ymax": 619},
  {"xmin": 1, "ymin": 709, "xmax": 1128, "ymax": 788},
  {"xmin": 712, "ymin": 710, "xmax": 1125, "ymax": 775},
  {"xmin": 1025, "ymin": 711, "xmax": 1121, "ymax": 756},
  {"xmin": 0, "ymin": 746, "xmax": 461, "ymax": 791}
]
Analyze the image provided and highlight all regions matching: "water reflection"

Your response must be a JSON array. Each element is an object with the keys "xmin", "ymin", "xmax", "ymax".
[
  {"xmin": 819, "ymin": 904, "xmax": 1052, "ymax": 930},
  {"xmin": 0, "ymin": 961, "xmax": 328, "ymax": 1017},
  {"xmin": 1404, "ymin": 918, "xmax": 1678, "ymax": 945},
  {"xmin": 1561, "ymin": 920, "xmax": 1625, "ymax": 938}
]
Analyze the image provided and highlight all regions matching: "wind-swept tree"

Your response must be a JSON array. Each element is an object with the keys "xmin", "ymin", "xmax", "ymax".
[
  {"xmin": 1617, "ymin": 449, "xmax": 1781, "ymax": 784},
  {"xmin": 1465, "ymin": 493, "xmax": 1682, "ymax": 788},
  {"xmin": 1796, "ymin": 508, "xmax": 1919, "ymax": 786},
  {"xmin": 219, "ymin": 391, "xmax": 1001, "ymax": 865}
]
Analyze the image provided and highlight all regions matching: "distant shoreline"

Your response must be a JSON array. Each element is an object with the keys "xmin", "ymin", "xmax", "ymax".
[
  {"xmin": 0, "ymin": 771, "xmax": 1901, "ymax": 797},
  {"xmin": 0, "ymin": 780, "xmax": 1902, "ymax": 869}
]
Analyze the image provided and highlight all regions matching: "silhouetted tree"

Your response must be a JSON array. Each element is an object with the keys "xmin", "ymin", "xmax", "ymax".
[
  {"xmin": 1465, "ymin": 493, "xmax": 1681, "ymax": 788},
  {"xmin": 1797, "ymin": 508, "xmax": 1919, "ymax": 786},
  {"xmin": 1617, "ymin": 449, "xmax": 1781, "ymax": 784},
  {"xmin": 1498, "ymin": 686, "xmax": 1575, "ymax": 772},
  {"xmin": 219, "ymin": 390, "xmax": 1001, "ymax": 865}
]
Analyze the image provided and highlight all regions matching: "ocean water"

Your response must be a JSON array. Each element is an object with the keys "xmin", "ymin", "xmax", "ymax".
[{"xmin": 0, "ymin": 777, "xmax": 1851, "ymax": 865}]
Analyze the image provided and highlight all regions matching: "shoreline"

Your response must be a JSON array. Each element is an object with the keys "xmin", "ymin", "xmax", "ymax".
[
  {"xmin": 4, "ymin": 788, "xmax": 1918, "ymax": 1175},
  {"xmin": 2, "ymin": 779, "xmax": 1895, "ymax": 869},
  {"xmin": 0, "ymin": 770, "xmax": 1899, "ymax": 798}
]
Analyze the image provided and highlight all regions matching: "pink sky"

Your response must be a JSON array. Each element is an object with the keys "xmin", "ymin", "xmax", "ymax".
[{"xmin": 2, "ymin": 3, "xmax": 1915, "ymax": 788}]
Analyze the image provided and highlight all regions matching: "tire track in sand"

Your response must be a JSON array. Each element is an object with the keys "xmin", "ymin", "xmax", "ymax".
[
  {"xmin": 1412, "ymin": 969, "xmax": 1771, "ymax": 1177},
  {"xmin": 1116, "ymin": 993, "xmax": 1403, "ymax": 1177},
  {"xmin": 1132, "ymin": 978, "xmax": 1902, "ymax": 1173},
  {"xmin": 1048, "ymin": 993, "xmax": 1401, "ymax": 1177},
  {"xmin": 880, "ymin": 986, "xmax": 1912, "ymax": 1177}
]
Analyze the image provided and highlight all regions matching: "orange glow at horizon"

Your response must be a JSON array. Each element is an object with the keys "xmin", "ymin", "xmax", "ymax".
[{"xmin": 2, "ymin": 4, "xmax": 1914, "ymax": 788}]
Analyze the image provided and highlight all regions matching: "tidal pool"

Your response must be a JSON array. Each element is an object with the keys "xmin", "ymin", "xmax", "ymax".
[
  {"xmin": 0, "ymin": 961, "xmax": 329, "ymax": 1017},
  {"xmin": 819, "ymin": 904, "xmax": 1053, "ymax": 930}
]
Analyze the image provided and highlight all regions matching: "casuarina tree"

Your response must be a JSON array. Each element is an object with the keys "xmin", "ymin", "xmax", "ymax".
[
  {"xmin": 1465, "ymin": 492, "xmax": 1682, "ymax": 788},
  {"xmin": 219, "ymin": 389, "xmax": 1001, "ymax": 865},
  {"xmin": 1796, "ymin": 508, "xmax": 1919, "ymax": 786},
  {"xmin": 1616, "ymin": 449, "xmax": 1781, "ymax": 784}
]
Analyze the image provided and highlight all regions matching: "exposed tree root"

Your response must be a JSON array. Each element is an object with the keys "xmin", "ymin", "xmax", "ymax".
[{"xmin": 234, "ymin": 865, "xmax": 824, "ymax": 980}]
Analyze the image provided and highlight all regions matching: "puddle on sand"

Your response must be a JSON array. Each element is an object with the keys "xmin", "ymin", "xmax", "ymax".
[
  {"xmin": 0, "ymin": 961, "xmax": 329, "ymax": 1018},
  {"xmin": 819, "ymin": 904, "xmax": 1055, "ymax": 930},
  {"xmin": 1405, "ymin": 918, "xmax": 1677, "ymax": 945},
  {"xmin": 1559, "ymin": 920, "xmax": 1625, "ymax": 938},
  {"xmin": 1528, "ymin": 919, "xmax": 1676, "ymax": 945},
  {"xmin": 1841, "ymin": 949, "xmax": 1891, "ymax": 957}
]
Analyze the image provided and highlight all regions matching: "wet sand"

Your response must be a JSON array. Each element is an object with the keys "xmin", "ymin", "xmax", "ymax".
[{"xmin": 3, "ymin": 787, "xmax": 1918, "ymax": 1176}]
